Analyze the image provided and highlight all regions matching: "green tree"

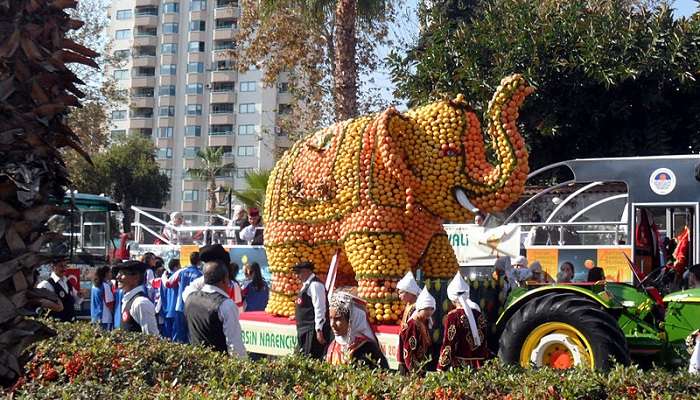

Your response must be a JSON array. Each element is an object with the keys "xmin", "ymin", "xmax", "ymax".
[
  {"xmin": 388, "ymin": 0, "xmax": 700, "ymax": 169},
  {"xmin": 228, "ymin": 170, "xmax": 271, "ymax": 213},
  {"xmin": 187, "ymin": 147, "xmax": 235, "ymax": 213},
  {"xmin": 72, "ymin": 135, "xmax": 170, "ymax": 226}
]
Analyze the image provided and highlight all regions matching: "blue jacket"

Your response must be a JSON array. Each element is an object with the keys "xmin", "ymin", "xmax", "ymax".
[
  {"xmin": 90, "ymin": 284, "xmax": 104, "ymax": 323},
  {"xmin": 243, "ymin": 282, "xmax": 269, "ymax": 312},
  {"xmin": 169, "ymin": 266, "xmax": 202, "ymax": 312},
  {"xmin": 113, "ymin": 289, "xmax": 123, "ymax": 328}
]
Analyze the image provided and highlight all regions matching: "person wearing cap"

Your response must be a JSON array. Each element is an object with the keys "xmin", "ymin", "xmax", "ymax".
[
  {"xmin": 116, "ymin": 261, "xmax": 159, "ymax": 335},
  {"xmin": 37, "ymin": 259, "xmax": 81, "ymax": 322},
  {"xmin": 398, "ymin": 287, "xmax": 435, "ymax": 375},
  {"xmin": 227, "ymin": 205, "xmax": 249, "ymax": 245},
  {"xmin": 240, "ymin": 208, "xmax": 264, "ymax": 245},
  {"xmin": 325, "ymin": 291, "xmax": 388, "ymax": 368},
  {"xmin": 165, "ymin": 251, "xmax": 203, "ymax": 343},
  {"xmin": 438, "ymin": 272, "xmax": 488, "ymax": 371},
  {"xmin": 293, "ymin": 261, "xmax": 331, "ymax": 359},
  {"xmin": 396, "ymin": 271, "xmax": 421, "ymax": 330},
  {"xmin": 185, "ymin": 260, "xmax": 247, "ymax": 357}
]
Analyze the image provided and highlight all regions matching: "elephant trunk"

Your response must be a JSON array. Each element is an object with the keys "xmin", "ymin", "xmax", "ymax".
[{"xmin": 461, "ymin": 74, "xmax": 533, "ymax": 213}]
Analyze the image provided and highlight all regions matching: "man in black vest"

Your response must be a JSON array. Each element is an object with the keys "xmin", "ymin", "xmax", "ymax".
[
  {"xmin": 293, "ymin": 261, "xmax": 331, "ymax": 359},
  {"xmin": 116, "ymin": 261, "xmax": 159, "ymax": 335},
  {"xmin": 185, "ymin": 260, "xmax": 246, "ymax": 356},
  {"xmin": 37, "ymin": 260, "xmax": 80, "ymax": 322}
]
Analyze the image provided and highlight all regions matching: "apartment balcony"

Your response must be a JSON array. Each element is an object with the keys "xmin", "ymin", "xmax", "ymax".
[
  {"xmin": 182, "ymin": 180, "xmax": 200, "ymax": 190},
  {"xmin": 135, "ymin": 0, "xmax": 159, "ymax": 6},
  {"xmin": 162, "ymin": 13, "xmax": 178, "ymax": 24},
  {"xmin": 131, "ymin": 76, "xmax": 156, "ymax": 87},
  {"xmin": 129, "ymin": 118, "xmax": 153, "ymax": 129},
  {"xmin": 130, "ymin": 96, "xmax": 154, "ymax": 108},
  {"xmin": 133, "ymin": 35, "xmax": 158, "ymax": 47},
  {"xmin": 132, "ymin": 56, "xmax": 156, "ymax": 67},
  {"xmin": 158, "ymin": 116, "xmax": 175, "ymax": 125},
  {"xmin": 208, "ymin": 135, "xmax": 234, "ymax": 147},
  {"xmin": 186, "ymin": 116, "xmax": 202, "ymax": 126},
  {"xmin": 214, "ymin": 6, "xmax": 238, "ymax": 19},
  {"xmin": 181, "ymin": 202, "xmax": 199, "ymax": 212},
  {"xmin": 161, "ymin": 54, "xmax": 177, "ymax": 65},
  {"xmin": 160, "ymin": 76, "xmax": 177, "ymax": 86},
  {"xmin": 183, "ymin": 159, "xmax": 200, "ymax": 169},
  {"xmin": 210, "ymin": 70, "xmax": 236, "ymax": 83},
  {"xmin": 186, "ymin": 74, "xmax": 204, "ymax": 84},
  {"xmin": 213, "ymin": 28, "xmax": 235, "ymax": 40},
  {"xmin": 209, "ymin": 114, "xmax": 235, "ymax": 125},
  {"xmin": 156, "ymin": 159, "xmax": 173, "ymax": 168},
  {"xmin": 134, "ymin": 15, "xmax": 158, "ymax": 26},
  {"xmin": 156, "ymin": 137, "xmax": 173, "ymax": 147},
  {"xmin": 188, "ymin": 52, "xmax": 206, "ymax": 63},
  {"xmin": 184, "ymin": 136, "xmax": 203, "ymax": 147},
  {"xmin": 210, "ymin": 91, "xmax": 236, "ymax": 103}
]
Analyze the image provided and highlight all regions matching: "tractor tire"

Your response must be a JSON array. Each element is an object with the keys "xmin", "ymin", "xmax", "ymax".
[{"xmin": 498, "ymin": 292, "xmax": 630, "ymax": 370}]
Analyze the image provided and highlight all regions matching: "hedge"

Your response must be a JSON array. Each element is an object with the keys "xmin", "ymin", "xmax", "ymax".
[{"xmin": 4, "ymin": 320, "xmax": 699, "ymax": 399}]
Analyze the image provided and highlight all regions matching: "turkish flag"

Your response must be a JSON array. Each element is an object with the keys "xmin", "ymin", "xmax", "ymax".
[{"xmin": 65, "ymin": 268, "xmax": 81, "ymax": 292}]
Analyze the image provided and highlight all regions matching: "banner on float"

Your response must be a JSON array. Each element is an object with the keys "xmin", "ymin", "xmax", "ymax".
[
  {"xmin": 444, "ymin": 224, "xmax": 521, "ymax": 267},
  {"xmin": 526, "ymin": 246, "xmax": 633, "ymax": 283},
  {"xmin": 239, "ymin": 319, "xmax": 399, "ymax": 369}
]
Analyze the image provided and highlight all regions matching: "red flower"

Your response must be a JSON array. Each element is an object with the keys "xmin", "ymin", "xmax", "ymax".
[{"xmin": 626, "ymin": 386, "xmax": 638, "ymax": 397}]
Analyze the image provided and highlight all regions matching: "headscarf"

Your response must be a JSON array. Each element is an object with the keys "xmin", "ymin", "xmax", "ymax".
[
  {"xmin": 170, "ymin": 212, "xmax": 183, "ymax": 223},
  {"xmin": 447, "ymin": 272, "xmax": 482, "ymax": 347},
  {"xmin": 396, "ymin": 271, "xmax": 421, "ymax": 296},
  {"xmin": 329, "ymin": 291, "xmax": 377, "ymax": 350},
  {"xmin": 410, "ymin": 287, "xmax": 436, "ymax": 328}
]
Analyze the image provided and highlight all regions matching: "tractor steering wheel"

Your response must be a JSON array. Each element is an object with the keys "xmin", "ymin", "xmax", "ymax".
[{"xmin": 637, "ymin": 266, "xmax": 666, "ymax": 290}]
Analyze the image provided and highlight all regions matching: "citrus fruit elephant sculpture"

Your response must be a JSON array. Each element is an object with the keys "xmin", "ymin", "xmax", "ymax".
[{"xmin": 264, "ymin": 75, "xmax": 533, "ymax": 322}]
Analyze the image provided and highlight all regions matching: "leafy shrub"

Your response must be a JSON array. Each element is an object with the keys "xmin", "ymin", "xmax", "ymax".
[{"xmin": 5, "ymin": 321, "xmax": 700, "ymax": 399}]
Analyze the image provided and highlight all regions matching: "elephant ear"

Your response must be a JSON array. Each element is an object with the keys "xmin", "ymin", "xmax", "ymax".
[{"xmin": 376, "ymin": 106, "xmax": 420, "ymax": 190}]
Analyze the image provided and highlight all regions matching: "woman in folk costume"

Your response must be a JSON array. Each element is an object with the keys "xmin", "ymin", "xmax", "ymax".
[
  {"xmin": 396, "ymin": 271, "xmax": 421, "ymax": 329},
  {"xmin": 438, "ymin": 272, "xmax": 489, "ymax": 370},
  {"xmin": 326, "ymin": 291, "xmax": 389, "ymax": 369},
  {"xmin": 397, "ymin": 287, "xmax": 435, "ymax": 375}
]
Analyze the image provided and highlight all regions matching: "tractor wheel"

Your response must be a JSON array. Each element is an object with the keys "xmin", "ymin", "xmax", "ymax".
[{"xmin": 498, "ymin": 293, "xmax": 630, "ymax": 370}]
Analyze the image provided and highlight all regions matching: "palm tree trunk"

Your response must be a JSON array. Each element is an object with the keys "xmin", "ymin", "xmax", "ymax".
[
  {"xmin": 333, "ymin": 0, "xmax": 358, "ymax": 121},
  {"xmin": 208, "ymin": 180, "xmax": 217, "ymax": 213}
]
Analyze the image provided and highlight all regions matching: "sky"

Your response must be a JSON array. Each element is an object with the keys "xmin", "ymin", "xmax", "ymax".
[{"xmin": 367, "ymin": 0, "xmax": 700, "ymax": 108}]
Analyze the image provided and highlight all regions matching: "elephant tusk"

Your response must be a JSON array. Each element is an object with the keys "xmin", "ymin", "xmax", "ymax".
[{"xmin": 454, "ymin": 188, "xmax": 480, "ymax": 214}]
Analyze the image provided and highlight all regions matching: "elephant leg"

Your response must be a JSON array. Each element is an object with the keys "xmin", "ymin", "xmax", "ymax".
[
  {"xmin": 417, "ymin": 233, "xmax": 460, "ymax": 279},
  {"xmin": 266, "ymin": 242, "xmax": 338, "ymax": 317},
  {"xmin": 344, "ymin": 232, "xmax": 409, "ymax": 324}
]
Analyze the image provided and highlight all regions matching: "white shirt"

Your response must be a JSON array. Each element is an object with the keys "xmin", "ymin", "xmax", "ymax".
[
  {"xmin": 239, "ymin": 224, "xmax": 260, "ymax": 244},
  {"xmin": 37, "ymin": 273, "xmax": 80, "ymax": 303},
  {"xmin": 183, "ymin": 276, "xmax": 245, "ymax": 313},
  {"xmin": 690, "ymin": 334, "xmax": 699, "ymax": 374},
  {"xmin": 121, "ymin": 286, "xmax": 159, "ymax": 335},
  {"xmin": 201, "ymin": 284, "xmax": 247, "ymax": 357},
  {"xmin": 101, "ymin": 282, "xmax": 114, "ymax": 324},
  {"xmin": 301, "ymin": 273, "xmax": 327, "ymax": 331}
]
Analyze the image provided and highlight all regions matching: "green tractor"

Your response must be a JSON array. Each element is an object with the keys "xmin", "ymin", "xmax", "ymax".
[{"xmin": 489, "ymin": 156, "xmax": 700, "ymax": 369}]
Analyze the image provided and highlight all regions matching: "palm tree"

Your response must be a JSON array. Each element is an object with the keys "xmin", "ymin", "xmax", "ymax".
[
  {"xmin": 187, "ymin": 147, "xmax": 235, "ymax": 213},
  {"xmin": 260, "ymin": 0, "xmax": 388, "ymax": 121},
  {"xmin": 0, "ymin": 0, "xmax": 96, "ymax": 387},
  {"xmin": 228, "ymin": 170, "xmax": 271, "ymax": 213}
]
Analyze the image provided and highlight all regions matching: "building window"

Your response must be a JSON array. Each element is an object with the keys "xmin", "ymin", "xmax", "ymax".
[
  {"xmin": 160, "ymin": 64, "xmax": 177, "ymax": 75},
  {"xmin": 110, "ymin": 129, "xmax": 126, "ymax": 140},
  {"xmin": 190, "ymin": 0, "xmax": 207, "ymax": 11},
  {"xmin": 237, "ymin": 145, "xmax": 255, "ymax": 156},
  {"xmin": 182, "ymin": 190, "xmax": 199, "ymax": 202},
  {"xmin": 158, "ymin": 127, "xmax": 173, "ymax": 138},
  {"xmin": 213, "ymin": 59, "xmax": 234, "ymax": 71},
  {"xmin": 185, "ymin": 125, "xmax": 201, "ymax": 136},
  {"xmin": 186, "ymin": 83, "xmax": 203, "ymax": 94},
  {"xmin": 161, "ymin": 43, "xmax": 177, "ymax": 54},
  {"xmin": 236, "ymin": 167, "xmax": 253, "ymax": 178},
  {"xmin": 211, "ymin": 145, "xmax": 233, "ymax": 158},
  {"xmin": 161, "ymin": 168, "xmax": 173, "ymax": 178},
  {"xmin": 113, "ymin": 69, "xmax": 129, "ymax": 80},
  {"xmin": 240, "ymin": 81, "xmax": 256, "ymax": 92},
  {"xmin": 112, "ymin": 110, "xmax": 127, "ymax": 120},
  {"xmin": 131, "ymin": 128, "xmax": 153, "ymax": 137},
  {"xmin": 211, "ymin": 103, "xmax": 233, "ymax": 114},
  {"xmin": 189, "ymin": 20, "xmax": 205, "ymax": 32},
  {"xmin": 186, "ymin": 104, "xmax": 202, "ymax": 116},
  {"xmin": 237, "ymin": 124, "xmax": 256, "ymax": 135},
  {"xmin": 183, "ymin": 146, "xmax": 200, "ymax": 158},
  {"xmin": 211, "ymin": 81, "xmax": 234, "ymax": 92},
  {"xmin": 278, "ymin": 103, "xmax": 292, "ymax": 115},
  {"xmin": 132, "ymin": 87, "xmax": 155, "ymax": 97},
  {"xmin": 278, "ymin": 82, "xmax": 289, "ymax": 93},
  {"xmin": 213, "ymin": 40, "xmax": 235, "ymax": 51},
  {"xmin": 163, "ymin": 2, "xmax": 179, "ymax": 12},
  {"xmin": 163, "ymin": 23, "xmax": 179, "ymax": 34},
  {"xmin": 210, "ymin": 124, "xmax": 233, "ymax": 135},
  {"xmin": 159, "ymin": 106, "xmax": 176, "ymax": 117},
  {"xmin": 239, "ymin": 103, "xmax": 256, "ymax": 113},
  {"xmin": 159, "ymin": 85, "xmax": 176, "ymax": 96},
  {"xmin": 133, "ymin": 66, "xmax": 155, "ymax": 77},
  {"xmin": 188, "ymin": 41, "xmax": 205, "ymax": 52},
  {"xmin": 156, "ymin": 148, "xmax": 173, "ymax": 159},
  {"xmin": 216, "ymin": 0, "xmax": 238, "ymax": 7},
  {"xmin": 133, "ymin": 46, "xmax": 156, "ymax": 57},
  {"xmin": 116, "ymin": 9, "xmax": 133, "ymax": 19},
  {"xmin": 115, "ymin": 29, "xmax": 131, "ymax": 40},
  {"xmin": 130, "ymin": 108, "xmax": 153, "ymax": 118},
  {"xmin": 134, "ymin": 6, "xmax": 158, "ymax": 16},
  {"xmin": 113, "ymin": 49, "xmax": 130, "ymax": 60},
  {"xmin": 187, "ymin": 62, "xmax": 204, "ymax": 73},
  {"xmin": 215, "ymin": 18, "xmax": 236, "ymax": 29},
  {"xmin": 135, "ymin": 26, "xmax": 157, "ymax": 36}
]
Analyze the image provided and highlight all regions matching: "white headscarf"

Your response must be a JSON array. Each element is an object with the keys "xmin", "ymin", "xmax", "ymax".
[
  {"xmin": 329, "ymin": 292, "xmax": 377, "ymax": 349},
  {"xmin": 447, "ymin": 272, "xmax": 482, "ymax": 347},
  {"xmin": 396, "ymin": 271, "xmax": 421, "ymax": 296},
  {"xmin": 410, "ymin": 287, "xmax": 435, "ymax": 328}
]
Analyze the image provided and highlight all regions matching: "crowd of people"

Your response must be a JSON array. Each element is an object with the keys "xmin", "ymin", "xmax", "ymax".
[{"xmin": 159, "ymin": 207, "xmax": 264, "ymax": 246}]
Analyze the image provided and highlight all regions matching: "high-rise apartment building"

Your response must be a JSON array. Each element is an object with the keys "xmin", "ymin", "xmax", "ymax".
[{"xmin": 107, "ymin": 0, "xmax": 293, "ymax": 213}]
